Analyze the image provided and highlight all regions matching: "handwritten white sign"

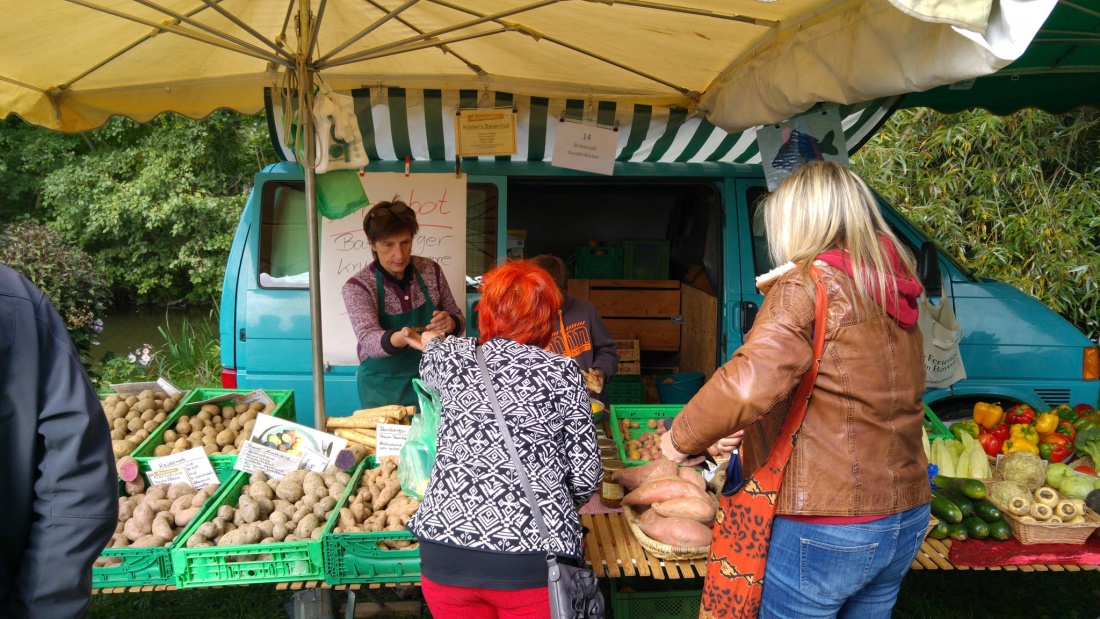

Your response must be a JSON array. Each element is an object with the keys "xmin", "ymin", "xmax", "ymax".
[
  {"xmin": 374, "ymin": 423, "xmax": 412, "ymax": 457},
  {"xmin": 552, "ymin": 122, "xmax": 618, "ymax": 176},
  {"xmin": 320, "ymin": 173, "xmax": 468, "ymax": 367},
  {"xmin": 234, "ymin": 413, "xmax": 347, "ymax": 478},
  {"xmin": 148, "ymin": 447, "xmax": 219, "ymax": 489}
]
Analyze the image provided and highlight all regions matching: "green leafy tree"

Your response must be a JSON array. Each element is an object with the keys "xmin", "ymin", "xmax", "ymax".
[
  {"xmin": 854, "ymin": 108, "xmax": 1100, "ymax": 340},
  {"xmin": 39, "ymin": 111, "xmax": 274, "ymax": 304},
  {"xmin": 0, "ymin": 117, "xmax": 86, "ymax": 223},
  {"xmin": 0, "ymin": 220, "xmax": 110, "ymax": 373}
]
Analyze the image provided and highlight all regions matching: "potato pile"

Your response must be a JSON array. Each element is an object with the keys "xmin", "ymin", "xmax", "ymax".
[
  {"xmin": 103, "ymin": 390, "xmax": 183, "ymax": 460},
  {"xmin": 151, "ymin": 401, "xmax": 276, "ymax": 457},
  {"xmin": 616, "ymin": 457, "xmax": 716, "ymax": 548},
  {"xmin": 184, "ymin": 468, "xmax": 348, "ymax": 548},
  {"xmin": 326, "ymin": 404, "xmax": 414, "ymax": 455},
  {"xmin": 95, "ymin": 481, "xmax": 222, "ymax": 566},
  {"xmin": 619, "ymin": 418, "xmax": 667, "ymax": 462},
  {"xmin": 333, "ymin": 456, "xmax": 420, "ymax": 549}
]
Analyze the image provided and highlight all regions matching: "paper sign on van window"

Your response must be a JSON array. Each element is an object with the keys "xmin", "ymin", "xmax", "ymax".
[
  {"xmin": 757, "ymin": 105, "xmax": 849, "ymax": 191},
  {"xmin": 234, "ymin": 413, "xmax": 347, "ymax": 479},
  {"xmin": 552, "ymin": 121, "xmax": 617, "ymax": 176}
]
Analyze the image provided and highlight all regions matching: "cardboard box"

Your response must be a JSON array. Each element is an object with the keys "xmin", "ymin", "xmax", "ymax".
[
  {"xmin": 615, "ymin": 339, "xmax": 640, "ymax": 362},
  {"xmin": 618, "ymin": 360, "xmax": 641, "ymax": 375}
]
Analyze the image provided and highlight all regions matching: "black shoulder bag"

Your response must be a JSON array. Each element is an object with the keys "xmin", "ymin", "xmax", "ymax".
[{"xmin": 475, "ymin": 345, "xmax": 605, "ymax": 619}]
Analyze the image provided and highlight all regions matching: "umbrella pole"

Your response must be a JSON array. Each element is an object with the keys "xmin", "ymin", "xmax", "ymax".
[{"xmin": 299, "ymin": 1, "xmax": 326, "ymax": 430}]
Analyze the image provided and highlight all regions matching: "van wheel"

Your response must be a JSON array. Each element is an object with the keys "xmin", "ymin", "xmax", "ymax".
[{"xmin": 931, "ymin": 398, "xmax": 1024, "ymax": 423}]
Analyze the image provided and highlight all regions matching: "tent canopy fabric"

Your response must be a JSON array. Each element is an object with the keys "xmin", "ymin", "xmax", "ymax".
[
  {"xmin": 0, "ymin": 0, "xmax": 1054, "ymax": 135},
  {"xmin": 266, "ymin": 88, "xmax": 900, "ymax": 163}
]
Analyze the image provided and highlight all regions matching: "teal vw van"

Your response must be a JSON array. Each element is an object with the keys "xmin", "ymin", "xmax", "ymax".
[{"xmin": 219, "ymin": 91, "xmax": 1098, "ymax": 426}]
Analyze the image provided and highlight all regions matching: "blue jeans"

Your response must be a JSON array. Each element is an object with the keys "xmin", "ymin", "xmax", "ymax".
[{"xmin": 759, "ymin": 503, "xmax": 930, "ymax": 619}]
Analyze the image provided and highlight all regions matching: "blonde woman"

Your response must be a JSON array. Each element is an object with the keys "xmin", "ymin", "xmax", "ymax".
[{"xmin": 661, "ymin": 161, "xmax": 930, "ymax": 618}]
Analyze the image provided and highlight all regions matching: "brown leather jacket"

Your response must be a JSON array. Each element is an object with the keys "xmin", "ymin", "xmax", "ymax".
[{"xmin": 670, "ymin": 262, "xmax": 931, "ymax": 516}]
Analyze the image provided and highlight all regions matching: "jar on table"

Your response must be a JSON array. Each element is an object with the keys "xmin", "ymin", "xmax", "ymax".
[{"xmin": 601, "ymin": 459, "xmax": 626, "ymax": 509}]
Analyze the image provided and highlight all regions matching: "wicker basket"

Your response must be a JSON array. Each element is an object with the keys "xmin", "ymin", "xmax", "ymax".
[
  {"xmin": 622, "ymin": 505, "xmax": 709, "ymax": 560},
  {"xmin": 985, "ymin": 485, "xmax": 1100, "ymax": 545},
  {"xmin": 925, "ymin": 516, "xmax": 940, "ymax": 539}
]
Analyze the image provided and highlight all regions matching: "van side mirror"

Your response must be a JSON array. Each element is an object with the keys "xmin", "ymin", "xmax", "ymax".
[{"xmin": 919, "ymin": 241, "xmax": 942, "ymax": 296}]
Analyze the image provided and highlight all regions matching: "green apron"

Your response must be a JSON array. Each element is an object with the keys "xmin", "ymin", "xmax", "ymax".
[{"xmin": 356, "ymin": 266, "xmax": 437, "ymax": 408}]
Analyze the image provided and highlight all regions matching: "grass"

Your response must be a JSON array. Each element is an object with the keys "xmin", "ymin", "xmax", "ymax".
[
  {"xmin": 89, "ymin": 568, "xmax": 1100, "ymax": 618},
  {"xmin": 155, "ymin": 306, "xmax": 221, "ymax": 389}
]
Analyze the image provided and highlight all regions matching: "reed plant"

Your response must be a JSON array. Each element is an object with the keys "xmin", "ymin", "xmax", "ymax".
[{"xmin": 155, "ymin": 306, "xmax": 221, "ymax": 389}]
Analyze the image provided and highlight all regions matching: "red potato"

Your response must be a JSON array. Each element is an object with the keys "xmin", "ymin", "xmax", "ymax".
[
  {"xmin": 622, "ymin": 478, "xmax": 709, "ymax": 507},
  {"xmin": 612, "ymin": 458, "xmax": 677, "ymax": 491},
  {"xmin": 637, "ymin": 515, "xmax": 713, "ymax": 547},
  {"xmin": 652, "ymin": 497, "xmax": 717, "ymax": 524}
]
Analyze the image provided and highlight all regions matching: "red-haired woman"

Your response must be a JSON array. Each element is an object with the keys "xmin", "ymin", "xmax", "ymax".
[{"xmin": 403, "ymin": 260, "xmax": 602, "ymax": 619}]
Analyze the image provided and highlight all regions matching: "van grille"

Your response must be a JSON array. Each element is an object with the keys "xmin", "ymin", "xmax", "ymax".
[{"xmin": 1034, "ymin": 389, "xmax": 1070, "ymax": 407}]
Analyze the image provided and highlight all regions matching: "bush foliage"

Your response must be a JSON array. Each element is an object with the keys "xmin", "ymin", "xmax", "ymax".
[{"xmin": 854, "ymin": 108, "xmax": 1100, "ymax": 340}]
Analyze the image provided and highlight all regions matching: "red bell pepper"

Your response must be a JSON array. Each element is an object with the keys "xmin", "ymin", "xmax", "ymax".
[
  {"xmin": 989, "ymin": 423, "xmax": 1010, "ymax": 441},
  {"xmin": 978, "ymin": 432, "xmax": 1005, "ymax": 457},
  {"xmin": 1005, "ymin": 404, "xmax": 1036, "ymax": 426},
  {"xmin": 1038, "ymin": 433, "xmax": 1073, "ymax": 463},
  {"xmin": 1073, "ymin": 464, "xmax": 1097, "ymax": 476},
  {"xmin": 1073, "ymin": 403, "xmax": 1096, "ymax": 415}
]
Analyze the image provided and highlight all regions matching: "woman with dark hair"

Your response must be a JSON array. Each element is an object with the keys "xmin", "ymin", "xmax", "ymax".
[
  {"xmin": 341, "ymin": 199, "xmax": 465, "ymax": 409},
  {"xmin": 403, "ymin": 260, "xmax": 601, "ymax": 619}
]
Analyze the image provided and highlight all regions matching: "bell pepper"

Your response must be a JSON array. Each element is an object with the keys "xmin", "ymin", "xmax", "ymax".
[
  {"xmin": 1033, "ymin": 412, "xmax": 1059, "ymax": 436},
  {"xmin": 950, "ymin": 420, "xmax": 980, "ymax": 441},
  {"xmin": 989, "ymin": 423, "xmax": 1010, "ymax": 441},
  {"xmin": 1054, "ymin": 404, "xmax": 1079, "ymax": 423},
  {"xmin": 1005, "ymin": 404, "xmax": 1036, "ymax": 426},
  {"xmin": 978, "ymin": 432, "xmax": 1005, "ymax": 458},
  {"xmin": 1073, "ymin": 416, "xmax": 1098, "ymax": 432},
  {"xmin": 1073, "ymin": 464, "xmax": 1097, "ymax": 476},
  {"xmin": 1038, "ymin": 431, "xmax": 1072, "ymax": 460},
  {"xmin": 1010, "ymin": 423, "xmax": 1039, "ymax": 445},
  {"xmin": 1056, "ymin": 420, "xmax": 1076, "ymax": 442},
  {"xmin": 1003, "ymin": 439, "xmax": 1040, "ymax": 455},
  {"xmin": 973, "ymin": 402, "xmax": 1005, "ymax": 430},
  {"xmin": 1073, "ymin": 403, "xmax": 1096, "ymax": 415}
]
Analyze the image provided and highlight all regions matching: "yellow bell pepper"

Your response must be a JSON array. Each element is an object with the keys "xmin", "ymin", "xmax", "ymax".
[
  {"xmin": 1010, "ymin": 423, "xmax": 1039, "ymax": 445},
  {"xmin": 1033, "ymin": 411, "xmax": 1058, "ymax": 436},
  {"xmin": 1002, "ymin": 438, "xmax": 1040, "ymax": 455},
  {"xmin": 973, "ymin": 401, "xmax": 1005, "ymax": 430}
]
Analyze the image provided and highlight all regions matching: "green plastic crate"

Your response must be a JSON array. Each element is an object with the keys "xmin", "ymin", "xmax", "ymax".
[
  {"xmin": 622, "ymin": 239, "xmax": 669, "ymax": 280},
  {"xmin": 171, "ymin": 459, "xmax": 366, "ymax": 587},
  {"xmin": 608, "ymin": 375, "xmax": 645, "ymax": 405},
  {"xmin": 924, "ymin": 403, "xmax": 953, "ymax": 441},
  {"xmin": 609, "ymin": 404, "xmax": 684, "ymax": 467},
  {"xmin": 611, "ymin": 577, "xmax": 702, "ymax": 619},
  {"xmin": 93, "ymin": 464, "xmax": 237, "ymax": 589},
  {"xmin": 131, "ymin": 388, "xmax": 295, "ymax": 474},
  {"xmin": 323, "ymin": 458, "xmax": 421, "ymax": 585},
  {"xmin": 571, "ymin": 246, "xmax": 623, "ymax": 279}
]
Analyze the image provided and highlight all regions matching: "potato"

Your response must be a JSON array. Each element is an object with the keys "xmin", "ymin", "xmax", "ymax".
[
  {"xmin": 154, "ymin": 412, "xmax": 167, "ymax": 423},
  {"xmin": 151, "ymin": 513, "xmax": 175, "ymax": 540},
  {"xmin": 271, "ymin": 523, "xmax": 289, "ymax": 541},
  {"xmin": 216, "ymin": 429, "xmax": 237, "ymax": 447},
  {"xmin": 131, "ymin": 534, "xmax": 169, "ymax": 548},
  {"xmin": 276, "ymin": 481, "xmax": 305, "ymax": 503},
  {"xmin": 238, "ymin": 495, "xmax": 261, "ymax": 523},
  {"xmin": 196, "ymin": 521, "xmax": 223, "ymax": 540},
  {"xmin": 175, "ymin": 507, "xmax": 200, "ymax": 528},
  {"xmin": 294, "ymin": 514, "xmax": 320, "ymax": 539},
  {"xmin": 176, "ymin": 421, "xmax": 192, "ymax": 435},
  {"xmin": 123, "ymin": 515, "xmax": 151, "ymax": 542},
  {"xmin": 313, "ymin": 496, "xmax": 337, "ymax": 517},
  {"xmin": 217, "ymin": 505, "xmax": 235, "ymax": 521},
  {"xmin": 112, "ymin": 439, "xmax": 138, "ymax": 458}
]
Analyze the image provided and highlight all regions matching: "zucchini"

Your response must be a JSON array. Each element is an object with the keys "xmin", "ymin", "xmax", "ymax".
[
  {"xmin": 987, "ymin": 519, "xmax": 1012, "ymax": 541},
  {"xmin": 962, "ymin": 516, "xmax": 990, "ymax": 540},
  {"xmin": 946, "ymin": 522, "xmax": 969, "ymax": 541},
  {"xmin": 928, "ymin": 520, "xmax": 950, "ymax": 540},
  {"xmin": 936, "ymin": 488, "xmax": 976, "ymax": 519},
  {"xmin": 933, "ymin": 475, "xmax": 988, "ymax": 500},
  {"xmin": 930, "ymin": 491, "xmax": 964, "ymax": 524},
  {"xmin": 972, "ymin": 498, "xmax": 1004, "ymax": 523}
]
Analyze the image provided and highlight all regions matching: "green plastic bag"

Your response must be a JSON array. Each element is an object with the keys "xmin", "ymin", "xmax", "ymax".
[
  {"xmin": 314, "ymin": 168, "xmax": 370, "ymax": 220},
  {"xmin": 398, "ymin": 378, "xmax": 442, "ymax": 500}
]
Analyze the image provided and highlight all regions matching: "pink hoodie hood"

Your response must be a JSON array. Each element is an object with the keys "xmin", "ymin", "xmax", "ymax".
[{"xmin": 816, "ymin": 237, "xmax": 923, "ymax": 328}]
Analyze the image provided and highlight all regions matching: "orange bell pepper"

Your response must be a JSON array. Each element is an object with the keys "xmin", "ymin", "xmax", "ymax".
[
  {"xmin": 973, "ymin": 401, "xmax": 1005, "ymax": 430},
  {"xmin": 1033, "ymin": 411, "xmax": 1059, "ymax": 436}
]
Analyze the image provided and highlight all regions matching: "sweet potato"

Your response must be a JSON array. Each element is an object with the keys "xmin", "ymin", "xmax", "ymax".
[
  {"xmin": 621, "ymin": 478, "xmax": 709, "ymax": 507},
  {"xmin": 652, "ymin": 497, "xmax": 716, "ymax": 524},
  {"xmin": 677, "ymin": 467, "xmax": 707, "ymax": 491},
  {"xmin": 637, "ymin": 515, "xmax": 713, "ymax": 547},
  {"xmin": 612, "ymin": 458, "xmax": 678, "ymax": 490}
]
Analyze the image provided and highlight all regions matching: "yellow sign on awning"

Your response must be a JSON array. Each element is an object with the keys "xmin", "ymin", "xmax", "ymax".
[{"xmin": 454, "ymin": 109, "xmax": 518, "ymax": 157}]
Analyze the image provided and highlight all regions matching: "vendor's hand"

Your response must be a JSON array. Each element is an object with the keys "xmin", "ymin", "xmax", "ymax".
[
  {"xmin": 707, "ymin": 430, "xmax": 744, "ymax": 458},
  {"xmin": 660, "ymin": 431, "xmax": 706, "ymax": 467},
  {"xmin": 426, "ymin": 310, "xmax": 455, "ymax": 334},
  {"xmin": 389, "ymin": 330, "xmax": 410, "ymax": 349},
  {"xmin": 402, "ymin": 328, "xmax": 443, "ymax": 351},
  {"xmin": 592, "ymin": 368, "xmax": 606, "ymax": 391}
]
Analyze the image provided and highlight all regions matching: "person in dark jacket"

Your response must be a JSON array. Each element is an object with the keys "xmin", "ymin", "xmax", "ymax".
[
  {"xmin": 530, "ymin": 254, "xmax": 619, "ymax": 406},
  {"xmin": 0, "ymin": 264, "xmax": 118, "ymax": 618}
]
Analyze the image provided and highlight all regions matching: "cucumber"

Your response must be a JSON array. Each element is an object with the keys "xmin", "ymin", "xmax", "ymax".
[
  {"xmin": 930, "ymin": 491, "xmax": 964, "ymax": 524},
  {"xmin": 972, "ymin": 498, "xmax": 1004, "ymax": 523},
  {"xmin": 946, "ymin": 522, "xmax": 969, "ymax": 541},
  {"xmin": 936, "ymin": 488, "xmax": 976, "ymax": 519},
  {"xmin": 987, "ymin": 519, "xmax": 1012, "ymax": 541},
  {"xmin": 928, "ymin": 520, "xmax": 950, "ymax": 540},
  {"xmin": 962, "ymin": 516, "xmax": 990, "ymax": 540},
  {"xmin": 932, "ymin": 475, "xmax": 988, "ymax": 500}
]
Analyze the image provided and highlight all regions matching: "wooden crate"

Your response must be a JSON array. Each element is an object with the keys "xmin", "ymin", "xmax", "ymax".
[
  {"xmin": 569, "ymin": 280, "xmax": 680, "ymax": 351},
  {"xmin": 615, "ymin": 339, "xmax": 640, "ymax": 362}
]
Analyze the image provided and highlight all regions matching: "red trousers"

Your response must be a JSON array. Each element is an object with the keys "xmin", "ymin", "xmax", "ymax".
[{"xmin": 421, "ymin": 575, "xmax": 550, "ymax": 619}]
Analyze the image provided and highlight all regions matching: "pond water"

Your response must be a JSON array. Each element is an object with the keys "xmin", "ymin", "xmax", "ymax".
[{"xmin": 94, "ymin": 306, "xmax": 214, "ymax": 364}]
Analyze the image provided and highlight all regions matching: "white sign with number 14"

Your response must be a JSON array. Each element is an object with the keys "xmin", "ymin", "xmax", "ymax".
[{"xmin": 551, "ymin": 121, "xmax": 617, "ymax": 176}]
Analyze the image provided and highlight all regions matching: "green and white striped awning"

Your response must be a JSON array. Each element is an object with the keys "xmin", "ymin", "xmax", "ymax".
[{"xmin": 267, "ymin": 88, "xmax": 900, "ymax": 166}]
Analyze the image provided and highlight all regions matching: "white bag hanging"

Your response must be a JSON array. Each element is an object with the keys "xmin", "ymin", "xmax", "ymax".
[
  {"xmin": 311, "ymin": 81, "xmax": 368, "ymax": 174},
  {"xmin": 918, "ymin": 291, "xmax": 967, "ymax": 390}
]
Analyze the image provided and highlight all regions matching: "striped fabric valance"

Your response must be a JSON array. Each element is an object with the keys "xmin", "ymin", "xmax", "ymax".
[{"xmin": 266, "ymin": 88, "xmax": 900, "ymax": 165}]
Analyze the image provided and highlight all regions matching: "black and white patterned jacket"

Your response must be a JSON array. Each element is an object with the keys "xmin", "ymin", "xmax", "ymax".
[{"xmin": 407, "ymin": 336, "xmax": 602, "ymax": 557}]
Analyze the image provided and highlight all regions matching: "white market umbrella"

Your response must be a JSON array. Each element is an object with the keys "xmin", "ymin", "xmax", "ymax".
[{"xmin": 0, "ymin": 0, "xmax": 1055, "ymax": 424}]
